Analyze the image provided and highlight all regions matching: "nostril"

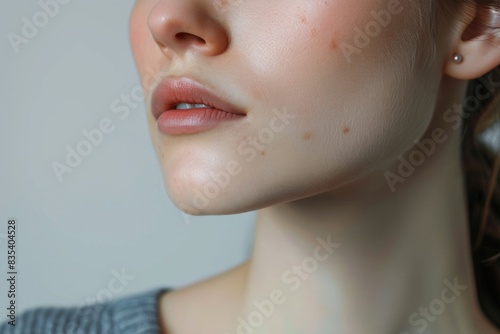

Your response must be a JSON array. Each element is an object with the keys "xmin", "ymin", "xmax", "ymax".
[{"xmin": 175, "ymin": 32, "xmax": 206, "ymax": 45}]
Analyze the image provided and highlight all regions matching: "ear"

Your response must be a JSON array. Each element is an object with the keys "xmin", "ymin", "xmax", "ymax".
[{"xmin": 444, "ymin": 5, "xmax": 500, "ymax": 80}]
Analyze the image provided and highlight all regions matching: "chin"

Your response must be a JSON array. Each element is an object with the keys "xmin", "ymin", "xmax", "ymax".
[
  {"xmin": 161, "ymin": 162, "xmax": 373, "ymax": 216},
  {"xmin": 161, "ymin": 171, "xmax": 268, "ymax": 216}
]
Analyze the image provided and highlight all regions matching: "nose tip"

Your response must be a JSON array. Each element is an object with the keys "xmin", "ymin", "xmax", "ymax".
[{"xmin": 147, "ymin": 2, "xmax": 229, "ymax": 58}]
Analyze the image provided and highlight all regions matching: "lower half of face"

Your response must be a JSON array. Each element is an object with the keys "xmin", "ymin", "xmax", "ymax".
[{"xmin": 130, "ymin": 0, "xmax": 442, "ymax": 214}]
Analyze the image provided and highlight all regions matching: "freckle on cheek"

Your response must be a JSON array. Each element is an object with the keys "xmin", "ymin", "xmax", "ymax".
[
  {"xmin": 303, "ymin": 132, "xmax": 313, "ymax": 140},
  {"xmin": 217, "ymin": 0, "xmax": 230, "ymax": 11},
  {"xmin": 329, "ymin": 37, "xmax": 338, "ymax": 50},
  {"xmin": 342, "ymin": 127, "xmax": 350, "ymax": 135},
  {"xmin": 260, "ymin": 151, "xmax": 266, "ymax": 156}
]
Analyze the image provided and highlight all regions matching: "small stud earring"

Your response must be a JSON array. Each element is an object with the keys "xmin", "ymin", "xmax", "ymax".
[{"xmin": 453, "ymin": 53, "xmax": 464, "ymax": 63}]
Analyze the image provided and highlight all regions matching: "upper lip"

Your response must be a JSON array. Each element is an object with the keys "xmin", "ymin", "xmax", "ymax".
[{"xmin": 151, "ymin": 77, "xmax": 246, "ymax": 119}]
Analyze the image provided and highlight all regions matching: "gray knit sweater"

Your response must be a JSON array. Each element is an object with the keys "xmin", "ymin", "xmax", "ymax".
[{"xmin": 0, "ymin": 287, "xmax": 169, "ymax": 334}]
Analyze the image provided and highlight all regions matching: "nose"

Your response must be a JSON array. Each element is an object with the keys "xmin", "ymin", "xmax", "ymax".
[{"xmin": 147, "ymin": 1, "xmax": 229, "ymax": 58}]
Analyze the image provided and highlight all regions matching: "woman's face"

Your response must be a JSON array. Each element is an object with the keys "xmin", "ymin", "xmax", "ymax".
[{"xmin": 129, "ymin": 0, "xmax": 445, "ymax": 214}]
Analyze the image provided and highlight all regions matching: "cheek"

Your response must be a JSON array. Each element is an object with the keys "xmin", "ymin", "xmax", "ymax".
[
  {"xmin": 242, "ymin": 0, "xmax": 432, "ymax": 167},
  {"xmin": 241, "ymin": 0, "xmax": 401, "ymax": 67},
  {"xmin": 129, "ymin": 3, "xmax": 143, "ymax": 58},
  {"xmin": 239, "ymin": 0, "xmax": 409, "ymax": 105},
  {"xmin": 129, "ymin": 2, "xmax": 157, "ymax": 80}
]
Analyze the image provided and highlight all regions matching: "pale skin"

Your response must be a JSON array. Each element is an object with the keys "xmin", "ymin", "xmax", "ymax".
[{"xmin": 129, "ymin": 0, "xmax": 500, "ymax": 333}]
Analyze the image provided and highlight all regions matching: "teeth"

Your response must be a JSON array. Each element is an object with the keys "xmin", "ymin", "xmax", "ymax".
[{"xmin": 175, "ymin": 103, "xmax": 212, "ymax": 110}]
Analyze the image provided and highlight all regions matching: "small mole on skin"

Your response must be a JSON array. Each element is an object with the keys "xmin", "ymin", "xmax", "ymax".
[
  {"xmin": 329, "ymin": 37, "xmax": 338, "ymax": 50},
  {"xmin": 299, "ymin": 15, "xmax": 307, "ymax": 24},
  {"xmin": 217, "ymin": 0, "xmax": 230, "ymax": 11},
  {"xmin": 260, "ymin": 151, "xmax": 266, "ymax": 156},
  {"xmin": 303, "ymin": 132, "xmax": 313, "ymax": 140},
  {"xmin": 342, "ymin": 127, "xmax": 350, "ymax": 134}
]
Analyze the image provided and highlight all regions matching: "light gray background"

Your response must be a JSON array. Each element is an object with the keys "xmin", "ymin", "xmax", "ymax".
[{"xmin": 0, "ymin": 0, "xmax": 255, "ymax": 314}]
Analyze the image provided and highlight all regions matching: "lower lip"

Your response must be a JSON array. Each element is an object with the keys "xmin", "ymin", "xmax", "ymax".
[{"xmin": 156, "ymin": 108, "xmax": 245, "ymax": 135}]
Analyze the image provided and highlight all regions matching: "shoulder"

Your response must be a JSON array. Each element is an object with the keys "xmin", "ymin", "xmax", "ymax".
[
  {"xmin": 0, "ymin": 287, "xmax": 169, "ymax": 334},
  {"xmin": 158, "ymin": 262, "xmax": 249, "ymax": 333}
]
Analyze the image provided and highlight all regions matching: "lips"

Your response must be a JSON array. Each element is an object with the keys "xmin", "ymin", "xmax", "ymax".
[{"xmin": 151, "ymin": 77, "xmax": 246, "ymax": 120}]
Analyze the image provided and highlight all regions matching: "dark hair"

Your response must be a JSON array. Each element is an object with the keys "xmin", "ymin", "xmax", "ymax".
[
  {"xmin": 441, "ymin": 0, "xmax": 500, "ymax": 327},
  {"xmin": 464, "ymin": 66, "xmax": 500, "ymax": 328}
]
